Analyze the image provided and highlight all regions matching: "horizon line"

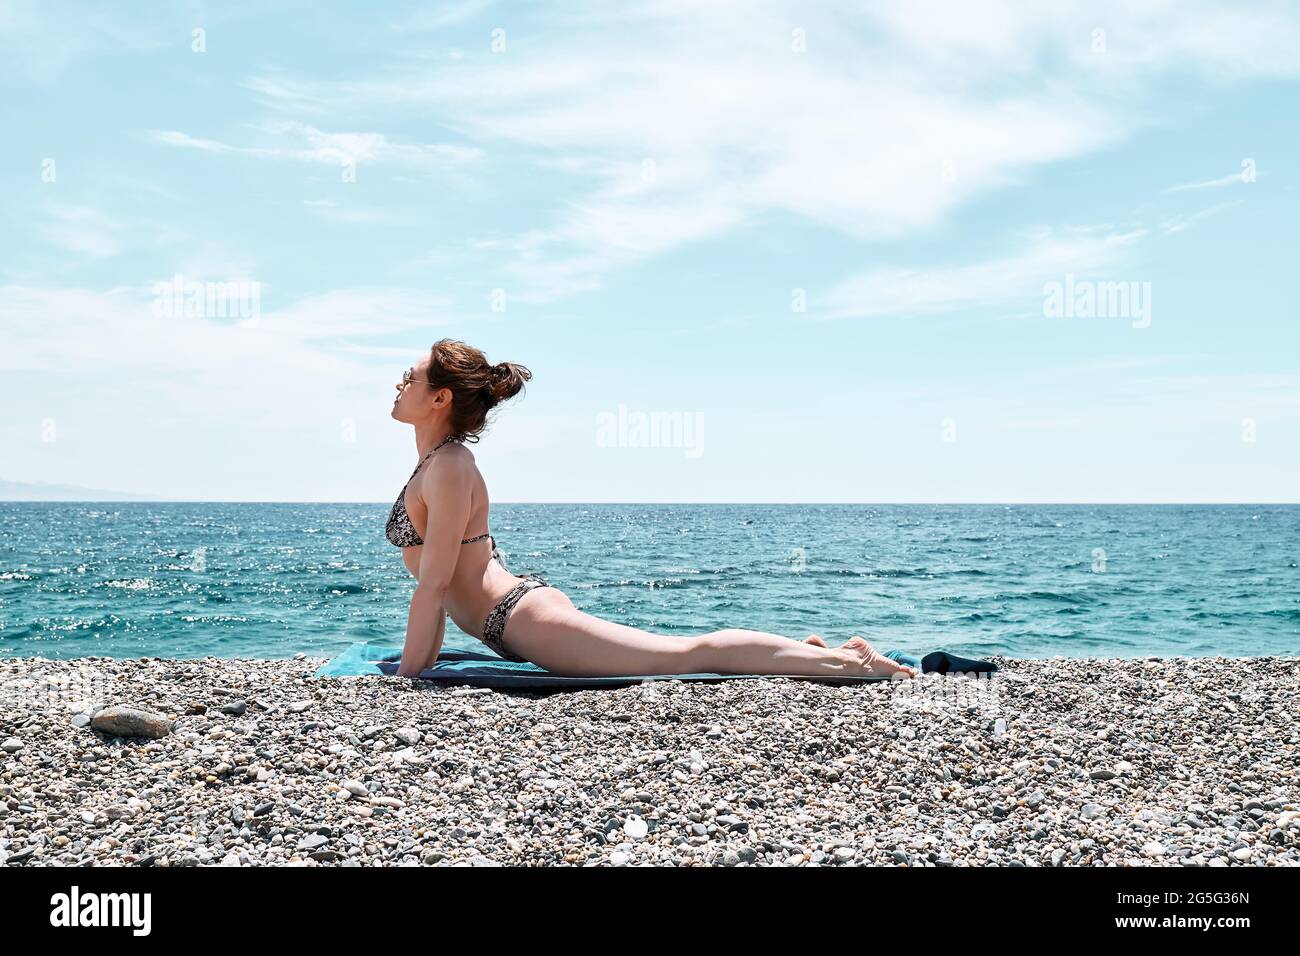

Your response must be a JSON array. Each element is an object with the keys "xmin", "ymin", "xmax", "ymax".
[{"xmin": 3, "ymin": 499, "xmax": 1300, "ymax": 506}]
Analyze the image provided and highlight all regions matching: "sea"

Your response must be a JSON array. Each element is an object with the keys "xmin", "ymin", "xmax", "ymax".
[{"xmin": 1, "ymin": 503, "xmax": 1297, "ymax": 661}]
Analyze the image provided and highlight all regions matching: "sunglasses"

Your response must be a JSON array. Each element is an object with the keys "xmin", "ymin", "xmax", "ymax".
[{"xmin": 401, "ymin": 368, "xmax": 438, "ymax": 388}]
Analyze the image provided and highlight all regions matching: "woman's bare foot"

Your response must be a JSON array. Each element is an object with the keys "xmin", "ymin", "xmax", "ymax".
[
  {"xmin": 803, "ymin": 634, "xmax": 828, "ymax": 648},
  {"xmin": 840, "ymin": 636, "xmax": 918, "ymax": 679}
]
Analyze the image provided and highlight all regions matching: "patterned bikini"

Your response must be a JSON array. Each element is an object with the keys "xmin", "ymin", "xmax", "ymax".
[{"xmin": 385, "ymin": 434, "xmax": 550, "ymax": 662}]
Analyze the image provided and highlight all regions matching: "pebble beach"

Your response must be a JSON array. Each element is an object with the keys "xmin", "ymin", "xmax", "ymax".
[{"xmin": 1, "ymin": 654, "xmax": 1296, "ymax": 867}]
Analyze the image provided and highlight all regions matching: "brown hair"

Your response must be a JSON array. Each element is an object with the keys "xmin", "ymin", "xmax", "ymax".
[{"xmin": 427, "ymin": 338, "xmax": 531, "ymax": 441}]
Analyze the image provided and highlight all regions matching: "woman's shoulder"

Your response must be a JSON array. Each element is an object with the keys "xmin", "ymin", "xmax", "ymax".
[
  {"xmin": 418, "ymin": 441, "xmax": 478, "ymax": 485},
  {"xmin": 442, "ymin": 441, "xmax": 477, "ymax": 466}
]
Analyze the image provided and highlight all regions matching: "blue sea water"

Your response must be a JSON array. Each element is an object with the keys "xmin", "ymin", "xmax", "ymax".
[{"xmin": 0, "ymin": 503, "xmax": 1297, "ymax": 661}]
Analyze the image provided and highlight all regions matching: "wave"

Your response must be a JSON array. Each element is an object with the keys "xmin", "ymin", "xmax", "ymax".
[
  {"xmin": 1002, "ymin": 590, "xmax": 1093, "ymax": 605},
  {"xmin": 861, "ymin": 567, "xmax": 935, "ymax": 579},
  {"xmin": 945, "ymin": 611, "xmax": 999, "ymax": 623},
  {"xmin": 324, "ymin": 583, "xmax": 369, "ymax": 595}
]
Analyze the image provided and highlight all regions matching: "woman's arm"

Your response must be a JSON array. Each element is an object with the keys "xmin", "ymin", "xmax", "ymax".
[
  {"xmin": 396, "ymin": 451, "xmax": 472, "ymax": 677},
  {"xmin": 400, "ymin": 604, "xmax": 446, "ymax": 677}
]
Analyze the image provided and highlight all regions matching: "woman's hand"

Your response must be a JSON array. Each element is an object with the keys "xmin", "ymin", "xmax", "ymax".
[{"xmin": 396, "ymin": 584, "xmax": 447, "ymax": 677}]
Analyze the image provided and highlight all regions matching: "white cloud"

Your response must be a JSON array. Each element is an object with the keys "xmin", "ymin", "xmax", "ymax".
[
  {"xmin": 147, "ymin": 121, "xmax": 480, "ymax": 169},
  {"xmin": 1165, "ymin": 171, "xmax": 1254, "ymax": 193},
  {"xmin": 1118, "ymin": 373, "xmax": 1300, "ymax": 414},
  {"xmin": 36, "ymin": 204, "xmax": 123, "ymax": 258},
  {"xmin": 389, "ymin": 0, "xmax": 495, "ymax": 31},
  {"xmin": 0, "ymin": 282, "xmax": 462, "ymax": 498},
  {"xmin": 856, "ymin": 0, "xmax": 1300, "ymax": 78},
  {"xmin": 821, "ymin": 225, "xmax": 1147, "ymax": 319},
  {"xmin": 821, "ymin": 201, "xmax": 1242, "ymax": 319},
  {"xmin": 0, "ymin": 283, "xmax": 452, "ymax": 381},
  {"xmin": 1156, "ymin": 200, "xmax": 1243, "ymax": 234},
  {"xmin": 267, "ymin": 288, "xmax": 453, "ymax": 340},
  {"xmin": 240, "ymin": 0, "xmax": 1300, "ymax": 301},
  {"xmin": 0, "ymin": 0, "xmax": 169, "ymax": 82}
]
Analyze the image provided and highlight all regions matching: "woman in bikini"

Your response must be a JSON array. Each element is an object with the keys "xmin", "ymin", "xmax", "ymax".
[{"xmin": 388, "ymin": 338, "xmax": 918, "ymax": 681}]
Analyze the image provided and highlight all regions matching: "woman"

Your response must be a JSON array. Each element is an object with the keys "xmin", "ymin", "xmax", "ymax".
[{"xmin": 388, "ymin": 339, "xmax": 918, "ymax": 681}]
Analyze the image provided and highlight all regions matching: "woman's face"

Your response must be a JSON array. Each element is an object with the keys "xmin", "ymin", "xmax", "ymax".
[{"xmin": 390, "ymin": 355, "xmax": 445, "ymax": 424}]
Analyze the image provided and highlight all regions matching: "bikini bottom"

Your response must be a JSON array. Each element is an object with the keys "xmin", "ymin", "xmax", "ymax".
[{"xmin": 479, "ymin": 574, "xmax": 551, "ymax": 662}]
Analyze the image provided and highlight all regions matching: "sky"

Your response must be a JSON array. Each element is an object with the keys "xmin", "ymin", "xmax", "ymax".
[{"xmin": 1, "ymin": 0, "xmax": 1297, "ymax": 503}]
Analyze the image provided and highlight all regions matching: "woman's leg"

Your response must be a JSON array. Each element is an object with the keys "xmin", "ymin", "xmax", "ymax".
[
  {"xmin": 692, "ymin": 630, "xmax": 917, "ymax": 679},
  {"xmin": 501, "ymin": 589, "xmax": 917, "ymax": 679}
]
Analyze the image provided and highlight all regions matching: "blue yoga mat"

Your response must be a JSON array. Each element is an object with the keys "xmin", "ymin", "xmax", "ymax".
[{"xmin": 313, "ymin": 641, "xmax": 997, "ymax": 689}]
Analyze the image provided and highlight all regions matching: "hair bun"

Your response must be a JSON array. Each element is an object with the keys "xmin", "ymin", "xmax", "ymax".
[{"xmin": 487, "ymin": 361, "xmax": 532, "ymax": 405}]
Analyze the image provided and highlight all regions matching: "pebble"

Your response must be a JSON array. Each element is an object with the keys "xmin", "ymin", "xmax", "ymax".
[
  {"xmin": 89, "ymin": 706, "xmax": 173, "ymax": 739},
  {"xmin": 0, "ymin": 653, "xmax": 1291, "ymax": 868}
]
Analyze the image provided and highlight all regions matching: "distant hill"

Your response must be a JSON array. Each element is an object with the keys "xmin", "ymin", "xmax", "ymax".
[{"xmin": 0, "ymin": 479, "xmax": 172, "ymax": 501}]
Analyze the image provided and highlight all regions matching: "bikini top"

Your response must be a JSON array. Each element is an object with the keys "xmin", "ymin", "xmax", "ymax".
[{"xmin": 385, "ymin": 435, "xmax": 492, "ymax": 549}]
